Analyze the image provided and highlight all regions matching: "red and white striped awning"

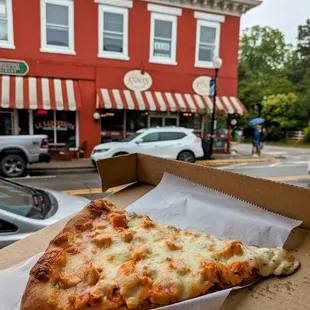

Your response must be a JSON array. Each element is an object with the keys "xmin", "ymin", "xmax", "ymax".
[
  {"xmin": 0, "ymin": 76, "xmax": 81, "ymax": 111},
  {"xmin": 96, "ymin": 89, "xmax": 247, "ymax": 115}
]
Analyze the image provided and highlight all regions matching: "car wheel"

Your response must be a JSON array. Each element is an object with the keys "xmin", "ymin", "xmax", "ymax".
[
  {"xmin": 177, "ymin": 151, "xmax": 195, "ymax": 163},
  {"xmin": 0, "ymin": 154, "xmax": 26, "ymax": 178}
]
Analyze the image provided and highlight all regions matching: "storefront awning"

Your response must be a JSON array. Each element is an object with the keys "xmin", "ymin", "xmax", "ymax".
[
  {"xmin": 0, "ymin": 76, "xmax": 81, "ymax": 111},
  {"xmin": 96, "ymin": 89, "xmax": 247, "ymax": 115}
]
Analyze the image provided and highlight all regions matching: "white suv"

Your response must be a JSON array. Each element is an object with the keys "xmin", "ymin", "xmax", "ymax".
[{"xmin": 91, "ymin": 127, "xmax": 204, "ymax": 163}]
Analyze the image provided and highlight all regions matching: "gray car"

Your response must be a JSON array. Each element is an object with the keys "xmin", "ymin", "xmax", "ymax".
[{"xmin": 0, "ymin": 177, "xmax": 90, "ymax": 248}]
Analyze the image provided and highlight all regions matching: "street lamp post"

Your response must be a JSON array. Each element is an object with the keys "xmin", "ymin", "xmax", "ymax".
[{"xmin": 208, "ymin": 56, "xmax": 223, "ymax": 159}]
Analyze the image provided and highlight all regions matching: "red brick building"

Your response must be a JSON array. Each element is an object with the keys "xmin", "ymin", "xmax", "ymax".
[{"xmin": 0, "ymin": 0, "xmax": 260, "ymax": 156}]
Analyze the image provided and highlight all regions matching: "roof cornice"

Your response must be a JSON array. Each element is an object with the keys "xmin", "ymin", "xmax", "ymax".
[{"xmin": 140, "ymin": 0, "xmax": 262, "ymax": 17}]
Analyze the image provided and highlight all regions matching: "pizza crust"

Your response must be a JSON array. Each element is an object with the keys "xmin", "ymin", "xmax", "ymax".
[{"xmin": 21, "ymin": 199, "xmax": 300, "ymax": 310}]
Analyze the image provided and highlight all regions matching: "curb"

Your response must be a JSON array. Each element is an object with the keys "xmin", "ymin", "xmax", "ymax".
[
  {"xmin": 196, "ymin": 158, "xmax": 277, "ymax": 166},
  {"xmin": 28, "ymin": 165, "xmax": 95, "ymax": 172}
]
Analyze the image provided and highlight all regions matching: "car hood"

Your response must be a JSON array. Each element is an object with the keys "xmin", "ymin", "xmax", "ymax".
[
  {"xmin": 44, "ymin": 189, "xmax": 90, "ymax": 224},
  {"xmin": 95, "ymin": 142, "xmax": 132, "ymax": 149}
]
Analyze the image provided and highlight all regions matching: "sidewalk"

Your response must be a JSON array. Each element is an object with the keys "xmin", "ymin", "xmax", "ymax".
[{"xmin": 29, "ymin": 154, "xmax": 275, "ymax": 171}]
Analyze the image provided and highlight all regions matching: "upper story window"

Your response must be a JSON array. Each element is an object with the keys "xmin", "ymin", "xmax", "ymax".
[
  {"xmin": 40, "ymin": 0, "xmax": 75, "ymax": 55},
  {"xmin": 98, "ymin": 1, "xmax": 133, "ymax": 61},
  {"xmin": 194, "ymin": 12, "xmax": 225, "ymax": 68},
  {"xmin": 0, "ymin": 0, "xmax": 14, "ymax": 49},
  {"xmin": 148, "ymin": 4, "xmax": 182, "ymax": 66}
]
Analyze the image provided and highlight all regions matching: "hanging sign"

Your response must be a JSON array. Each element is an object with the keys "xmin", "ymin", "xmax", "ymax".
[
  {"xmin": 0, "ymin": 59, "xmax": 29, "ymax": 76},
  {"xmin": 124, "ymin": 70, "xmax": 153, "ymax": 92},
  {"xmin": 192, "ymin": 76, "xmax": 212, "ymax": 96}
]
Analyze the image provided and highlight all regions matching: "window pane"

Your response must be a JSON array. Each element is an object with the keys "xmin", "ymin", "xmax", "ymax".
[
  {"xmin": 103, "ymin": 34, "xmax": 123, "ymax": 52},
  {"xmin": 101, "ymin": 109, "xmax": 124, "ymax": 142},
  {"xmin": 47, "ymin": 26, "xmax": 69, "ymax": 46},
  {"xmin": 0, "ymin": 0, "xmax": 7, "ymax": 19},
  {"xmin": 56, "ymin": 111, "xmax": 76, "ymax": 147},
  {"xmin": 0, "ymin": 112, "xmax": 12, "ymax": 135},
  {"xmin": 155, "ymin": 20, "xmax": 172, "ymax": 39},
  {"xmin": 0, "ymin": 19, "xmax": 8, "ymax": 40},
  {"xmin": 104, "ymin": 12, "xmax": 123, "ymax": 33},
  {"xmin": 159, "ymin": 132, "xmax": 185, "ymax": 141},
  {"xmin": 33, "ymin": 110, "xmax": 55, "ymax": 143},
  {"xmin": 142, "ymin": 133, "xmax": 159, "ymax": 143},
  {"xmin": 18, "ymin": 110, "xmax": 29, "ymax": 135},
  {"xmin": 46, "ymin": 3, "xmax": 68, "ymax": 26},
  {"xmin": 199, "ymin": 45, "xmax": 214, "ymax": 62},
  {"xmin": 200, "ymin": 26, "xmax": 216, "ymax": 44},
  {"xmin": 126, "ymin": 111, "xmax": 147, "ymax": 132},
  {"xmin": 154, "ymin": 39, "xmax": 171, "ymax": 57}
]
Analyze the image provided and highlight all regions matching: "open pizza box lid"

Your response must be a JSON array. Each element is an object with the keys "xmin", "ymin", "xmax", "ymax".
[{"xmin": 1, "ymin": 154, "xmax": 310, "ymax": 309}]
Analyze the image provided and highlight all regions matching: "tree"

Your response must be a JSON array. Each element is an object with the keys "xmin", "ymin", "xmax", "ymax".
[
  {"xmin": 262, "ymin": 93, "xmax": 304, "ymax": 140},
  {"xmin": 238, "ymin": 26, "xmax": 296, "ymax": 112}
]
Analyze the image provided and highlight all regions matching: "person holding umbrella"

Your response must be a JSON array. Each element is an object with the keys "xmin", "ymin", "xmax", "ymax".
[{"xmin": 249, "ymin": 118, "xmax": 264, "ymax": 157}]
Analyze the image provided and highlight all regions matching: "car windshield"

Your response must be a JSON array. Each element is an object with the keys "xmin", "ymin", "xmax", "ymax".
[
  {"xmin": 0, "ymin": 179, "xmax": 51, "ymax": 219},
  {"xmin": 121, "ymin": 133, "xmax": 141, "ymax": 142}
]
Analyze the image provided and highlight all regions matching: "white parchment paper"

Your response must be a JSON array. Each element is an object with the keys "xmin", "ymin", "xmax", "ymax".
[{"xmin": 0, "ymin": 173, "xmax": 302, "ymax": 310}]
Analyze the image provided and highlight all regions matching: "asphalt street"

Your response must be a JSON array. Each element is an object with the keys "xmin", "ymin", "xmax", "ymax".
[{"xmin": 12, "ymin": 156, "xmax": 310, "ymax": 200}]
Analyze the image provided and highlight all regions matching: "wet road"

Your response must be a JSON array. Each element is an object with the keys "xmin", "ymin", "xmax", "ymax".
[{"xmin": 11, "ymin": 159, "xmax": 310, "ymax": 200}]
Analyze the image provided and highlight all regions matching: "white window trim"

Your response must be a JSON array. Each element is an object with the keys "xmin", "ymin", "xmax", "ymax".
[
  {"xmin": 194, "ymin": 19, "xmax": 221, "ymax": 69},
  {"xmin": 40, "ymin": 0, "xmax": 76, "ymax": 55},
  {"xmin": 98, "ymin": 5, "xmax": 130, "ymax": 61},
  {"xmin": 94, "ymin": 0, "xmax": 133, "ymax": 8},
  {"xmin": 149, "ymin": 12, "xmax": 178, "ymax": 66},
  {"xmin": 194, "ymin": 11, "xmax": 225, "ymax": 23},
  {"xmin": 147, "ymin": 3, "xmax": 182, "ymax": 16},
  {"xmin": 0, "ymin": 0, "xmax": 15, "ymax": 49}
]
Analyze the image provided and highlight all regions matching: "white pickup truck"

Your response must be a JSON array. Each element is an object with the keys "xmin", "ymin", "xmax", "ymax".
[{"xmin": 0, "ymin": 135, "xmax": 50, "ymax": 177}]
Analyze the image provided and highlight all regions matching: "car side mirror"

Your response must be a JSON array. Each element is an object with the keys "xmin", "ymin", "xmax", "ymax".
[{"xmin": 136, "ymin": 139, "xmax": 143, "ymax": 144}]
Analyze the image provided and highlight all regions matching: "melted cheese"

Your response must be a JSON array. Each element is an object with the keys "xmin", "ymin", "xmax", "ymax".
[{"xmin": 53, "ymin": 207, "xmax": 299, "ymax": 310}]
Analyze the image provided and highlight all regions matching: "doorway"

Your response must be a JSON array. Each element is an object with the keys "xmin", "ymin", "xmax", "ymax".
[
  {"xmin": 148, "ymin": 114, "xmax": 179, "ymax": 128},
  {"xmin": 0, "ymin": 112, "xmax": 13, "ymax": 135}
]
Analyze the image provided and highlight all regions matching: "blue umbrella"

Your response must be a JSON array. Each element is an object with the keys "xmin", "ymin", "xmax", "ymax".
[{"xmin": 249, "ymin": 117, "xmax": 264, "ymax": 127}]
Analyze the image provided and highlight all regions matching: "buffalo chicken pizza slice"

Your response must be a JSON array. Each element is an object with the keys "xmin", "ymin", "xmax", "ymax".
[{"xmin": 21, "ymin": 199, "xmax": 300, "ymax": 310}]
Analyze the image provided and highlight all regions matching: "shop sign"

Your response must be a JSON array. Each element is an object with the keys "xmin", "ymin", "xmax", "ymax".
[
  {"xmin": 34, "ymin": 120, "xmax": 75, "ymax": 131},
  {"xmin": 192, "ymin": 76, "xmax": 212, "ymax": 96},
  {"xmin": 124, "ymin": 70, "xmax": 153, "ymax": 92},
  {"xmin": 0, "ymin": 59, "xmax": 29, "ymax": 76}
]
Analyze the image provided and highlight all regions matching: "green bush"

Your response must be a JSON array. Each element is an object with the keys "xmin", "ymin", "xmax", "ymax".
[{"xmin": 304, "ymin": 123, "xmax": 310, "ymax": 142}]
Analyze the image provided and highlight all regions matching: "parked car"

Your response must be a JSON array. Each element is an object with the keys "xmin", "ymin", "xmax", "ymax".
[
  {"xmin": 0, "ymin": 135, "xmax": 50, "ymax": 178},
  {"xmin": 0, "ymin": 177, "xmax": 89, "ymax": 248},
  {"xmin": 91, "ymin": 127, "xmax": 204, "ymax": 163}
]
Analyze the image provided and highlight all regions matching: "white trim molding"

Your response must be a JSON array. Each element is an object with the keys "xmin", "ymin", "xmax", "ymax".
[
  {"xmin": 142, "ymin": 0, "xmax": 261, "ymax": 17},
  {"xmin": 40, "ymin": 0, "xmax": 75, "ymax": 55},
  {"xmin": 98, "ymin": 5, "xmax": 130, "ymax": 61},
  {"xmin": 194, "ymin": 19, "xmax": 221, "ymax": 69},
  {"xmin": 0, "ymin": 0, "xmax": 15, "ymax": 49},
  {"xmin": 147, "ymin": 3, "xmax": 182, "ymax": 16},
  {"xmin": 94, "ymin": 0, "xmax": 133, "ymax": 8},
  {"xmin": 194, "ymin": 11, "xmax": 225, "ymax": 23},
  {"xmin": 149, "ymin": 12, "xmax": 178, "ymax": 66}
]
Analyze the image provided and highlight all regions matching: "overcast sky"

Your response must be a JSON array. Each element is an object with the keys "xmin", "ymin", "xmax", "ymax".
[{"xmin": 241, "ymin": 0, "xmax": 310, "ymax": 46}]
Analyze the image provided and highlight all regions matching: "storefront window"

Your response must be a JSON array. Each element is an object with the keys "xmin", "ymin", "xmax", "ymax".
[
  {"xmin": 0, "ymin": 112, "xmax": 12, "ymax": 135},
  {"xmin": 18, "ymin": 110, "xmax": 29, "ymax": 135},
  {"xmin": 33, "ymin": 110, "xmax": 76, "ymax": 147},
  {"xmin": 180, "ymin": 113, "xmax": 202, "ymax": 131},
  {"xmin": 101, "ymin": 109, "xmax": 124, "ymax": 142},
  {"xmin": 126, "ymin": 111, "xmax": 147, "ymax": 134},
  {"xmin": 56, "ymin": 111, "xmax": 76, "ymax": 146}
]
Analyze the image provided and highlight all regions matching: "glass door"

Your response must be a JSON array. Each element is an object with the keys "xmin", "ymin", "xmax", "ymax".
[
  {"xmin": 149, "ymin": 116, "xmax": 163, "ymax": 128},
  {"xmin": 0, "ymin": 112, "xmax": 13, "ymax": 135},
  {"xmin": 164, "ymin": 116, "xmax": 179, "ymax": 127}
]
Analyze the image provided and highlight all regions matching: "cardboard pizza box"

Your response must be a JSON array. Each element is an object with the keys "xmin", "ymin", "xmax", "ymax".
[{"xmin": 1, "ymin": 154, "xmax": 310, "ymax": 309}]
